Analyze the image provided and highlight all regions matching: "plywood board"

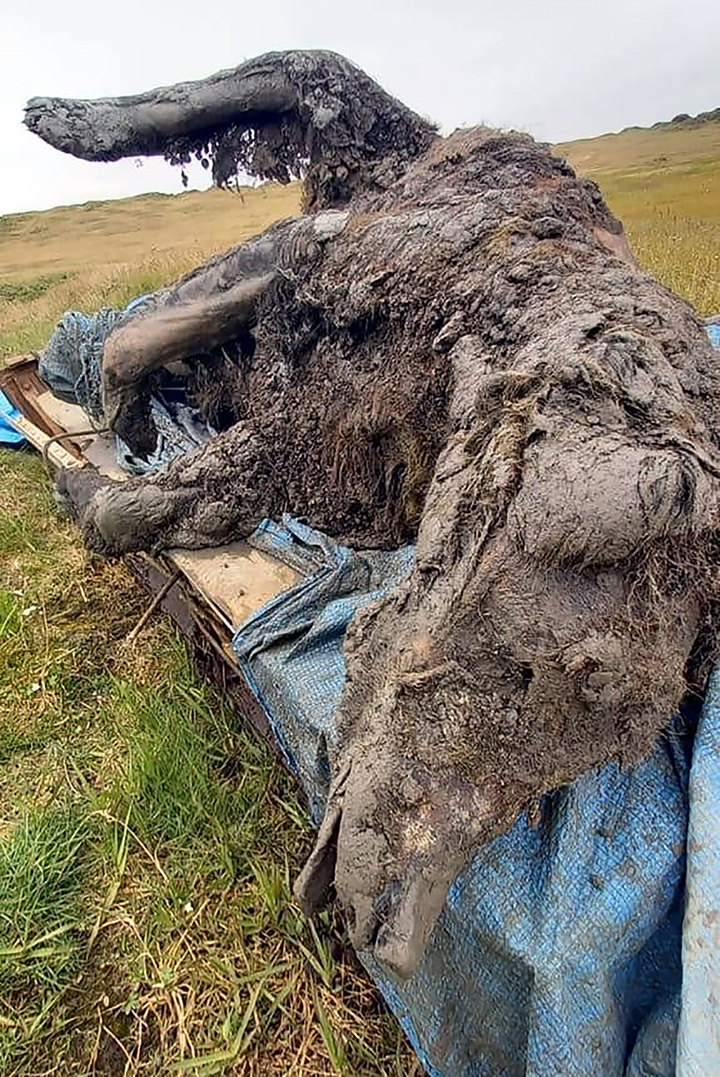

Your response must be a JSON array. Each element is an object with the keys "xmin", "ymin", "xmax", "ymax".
[
  {"xmin": 83, "ymin": 436, "xmax": 129, "ymax": 481},
  {"xmin": 3, "ymin": 353, "xmax": 35, "ymax": 370},
  {"xmin": 70, "ymin": 431, "xmax": 300, "ymax": 627},
  {"xmin": 169, "ymin": 543, "xmax": 299, "ymax": 629},
  {"xmin": 5, "ymin": 358, "xmax": 301, "ymax": 630},
  {"xmin": 36, "ymin": 392, "xmax": 96, "ymax": 448}
]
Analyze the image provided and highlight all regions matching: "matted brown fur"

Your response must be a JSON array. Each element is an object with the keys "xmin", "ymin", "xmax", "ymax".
[{"xmin": 58, "ymin": 124, "xmax": 720, "ymax": 979}]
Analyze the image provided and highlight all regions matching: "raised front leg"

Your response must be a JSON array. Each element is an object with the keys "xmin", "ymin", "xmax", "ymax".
[
  {"xmin": 56, "ymin": 420, "xmax": 286, "ymax": 557},
  {"xmin": 103, "ymin": 274, "xmax": 275, "ymax": 458},
  {"xmin": 100, "ymin": 209, "xmax": 350, "ymax": 457}
]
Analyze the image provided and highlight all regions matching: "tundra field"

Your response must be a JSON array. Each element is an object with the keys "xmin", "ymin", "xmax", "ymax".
[{"xmin": 0, "ymin": 117, "xmax": 718, "ymax": 1076}]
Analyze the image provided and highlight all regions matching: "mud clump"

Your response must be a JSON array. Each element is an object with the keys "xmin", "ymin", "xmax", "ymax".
[{"xmin": 34, "ymin": 71, "xmax": 720, "ymax": 977}]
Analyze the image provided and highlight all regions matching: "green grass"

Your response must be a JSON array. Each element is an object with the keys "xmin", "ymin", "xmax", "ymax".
[
  {"xmin": 0, "ymin": 273, "xmax": 73, "ymax": 305},
  {"xmin": 0, "ymin": 453, "xmax": 413, "ymax": 1076},
  {"xmin": 0, "ymin": 805, "xmax": 89, "ymax": 990}
]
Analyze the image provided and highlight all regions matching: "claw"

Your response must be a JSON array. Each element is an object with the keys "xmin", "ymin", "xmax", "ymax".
[
  {"xmin": 54, "ymin": 466, "xmax": 111, "ymax": 518},
  {"xmin": 104, "ymin": 383, "xmax": 158, "ymax": 460}
]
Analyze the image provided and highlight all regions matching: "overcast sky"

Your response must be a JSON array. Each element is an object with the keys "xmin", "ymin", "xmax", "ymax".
[{"xmin": 1, "ymin": 0, "xmax": 717, "ymax": 214}]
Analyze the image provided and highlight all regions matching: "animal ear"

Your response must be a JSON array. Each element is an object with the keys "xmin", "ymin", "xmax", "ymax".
[{"xmin": 24, "ymin": 50, "xmax": 436, "ymax": 193}]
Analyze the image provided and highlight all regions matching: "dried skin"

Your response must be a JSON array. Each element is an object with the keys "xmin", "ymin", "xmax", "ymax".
[{"xmin": 41, "ymin": 102, "xmax": 720, "ymax": 976}]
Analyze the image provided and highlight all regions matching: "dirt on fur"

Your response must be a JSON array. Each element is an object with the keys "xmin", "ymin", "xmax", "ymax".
[{"xmin": 50, "ymin": 108, "xmax": 720, "ymax": 976}]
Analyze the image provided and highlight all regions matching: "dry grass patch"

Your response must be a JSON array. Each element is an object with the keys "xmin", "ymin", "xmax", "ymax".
[{"xmin": 558, "ymin": 119, "xmax": 720, "ymax": 313}]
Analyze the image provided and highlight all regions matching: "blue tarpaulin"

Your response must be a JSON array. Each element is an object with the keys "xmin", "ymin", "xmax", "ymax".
[
  {"xmin": 706, "ymin": 321, "xmax": 720, "ymax": 349},
  {"xmin": 233, "ymin": 517, "xmax": 712, "ymax": 1077},
  {"xmin": 38, "ymin": 302, "xmax": 215, "ymax": 474},
  {"xmin": 0, "ymin": 390, "xmax": 26, "ymax": 447}
]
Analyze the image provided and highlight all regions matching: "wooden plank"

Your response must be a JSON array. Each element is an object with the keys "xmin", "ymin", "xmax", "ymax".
[
  {"xmin": 0, "ymin": 358, "xmax": 83, "ymax": 455},
  {"xmin": 125, "ymin": 552, "xmax": 286, "ymax": 763},
  {"xmin": 5, "ymin": 357, "xmax": 300, "ymax": 638},
  {"xmin": 2, "ymin": 353, "xmax": 35, "ymax": 369},
  {"xmin": 169, "ymin": 543, "xmax": 299, "ymax": 630},
  {"xmin": 3, "ymin": 411, "xmax": 82, "ymax": 471},
  {"xmin": 12, "ymin": 403, "xmax": 299, "ymax": 629},
  {"xmin": 36, "ymin": 392, "xmax": 97, "ymax": 448}
]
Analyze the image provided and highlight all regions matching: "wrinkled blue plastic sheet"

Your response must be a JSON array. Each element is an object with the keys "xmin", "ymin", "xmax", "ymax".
[
  {"xmin": 706, "ymin": 319, "xmax": 720, "ymax": 349},
  {"xmin": 38, "ymin": 301, "xmax": 215, "ymax": 474},
  {"xmin": 0, "ymin": 390, "xmax": 26, "ymax": 447},
  {"xmin": 233, "ymin": 515, "xmax": 720, "ymax": 1077},
  {"xmin": 235, "ymin": 518, "xmax": 414, "ymax": 824}
]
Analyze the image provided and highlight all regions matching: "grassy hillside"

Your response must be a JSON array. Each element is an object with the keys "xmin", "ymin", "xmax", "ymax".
[
  {"xmin": 556, "ymin": 118, "xmax": 720, "ymax": 314},
  {"xmin": 0, "ymin": 120, "xmax": 718, "ymax": 1075},
  {"xmin": 0, "ymin": 183, "xmax": 301, "ymax": 360}
]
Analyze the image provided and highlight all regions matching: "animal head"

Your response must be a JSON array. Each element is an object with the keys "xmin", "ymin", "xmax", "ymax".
[{"xmin": 25, "ymin": 50, "xmax": 437, "ymax": 212}]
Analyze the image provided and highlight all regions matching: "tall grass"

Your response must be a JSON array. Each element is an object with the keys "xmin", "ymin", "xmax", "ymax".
[
  {"xmin": 559, "ymin": 119, "xmax": 720, "ymax": 314},
  {"xmin": 0, "ymin": 450, "xmax": 412, "ymax": 1074},
  {"xmin": 0, "ymin": 806, "xmax": 89, "ymax": 990},
  {"xmin": 0, "ymin": 255, "xmax": 206, "ymax": 360}
]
